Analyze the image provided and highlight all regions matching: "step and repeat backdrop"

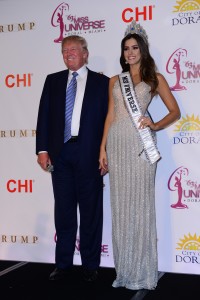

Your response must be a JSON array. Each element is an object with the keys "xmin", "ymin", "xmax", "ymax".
[{"xmin": 0, "ymin": 0, "xmax": 200, "ymax": 274}]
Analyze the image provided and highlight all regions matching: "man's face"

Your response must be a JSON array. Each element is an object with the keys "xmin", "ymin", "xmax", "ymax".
[{"xmin": 62, "ymin": 41, "xmax": 87, "ymax": 71}]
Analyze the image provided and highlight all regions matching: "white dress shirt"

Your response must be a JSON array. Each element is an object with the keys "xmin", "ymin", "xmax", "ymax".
[{"xmin": 38, "ymin": 66, "xmax": 87, "ymax": 154}]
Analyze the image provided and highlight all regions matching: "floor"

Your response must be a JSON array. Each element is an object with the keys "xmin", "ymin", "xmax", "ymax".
[{"xmin": 0, "ymin": 260, "xmax": 199, "ymax": 299}]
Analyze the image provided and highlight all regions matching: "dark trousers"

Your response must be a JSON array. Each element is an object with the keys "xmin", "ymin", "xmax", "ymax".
[{"xmin": 51, "ymin": 141, "xmax": 103, "ymax": 270}]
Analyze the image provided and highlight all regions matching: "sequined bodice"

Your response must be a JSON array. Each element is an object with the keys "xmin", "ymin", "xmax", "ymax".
[{"xmin": 112, "ymin": 79, "xmax": 151, "ymax": 122}]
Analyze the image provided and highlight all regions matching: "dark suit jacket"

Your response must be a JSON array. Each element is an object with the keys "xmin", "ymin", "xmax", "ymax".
[{"xmin": 36, "ymin": 68, "xmax": 109, "ymax": 173}]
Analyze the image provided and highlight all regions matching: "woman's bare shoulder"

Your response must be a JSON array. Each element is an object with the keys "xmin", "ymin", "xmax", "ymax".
[
  {"xmin": 156, "ymin": 72, "xmax": 167, "ymax": 83},
  {"xmin": 109, "ymin": 75, "xmax": 119, "ymax": 86}
]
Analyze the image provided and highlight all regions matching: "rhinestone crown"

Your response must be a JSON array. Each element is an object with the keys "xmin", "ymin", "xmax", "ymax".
[{"xmin": 124, "ymin": 20, "xmax": 148, "ymax": 44}]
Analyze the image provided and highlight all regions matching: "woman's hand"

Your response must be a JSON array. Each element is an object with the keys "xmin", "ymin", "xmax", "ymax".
[
  {"xmin": 99, "ymin": 148, "xmax": 108, "ymax": 176},
  {"xmin": 138, "ymin": 115, "xmax": 156, "ymax": 130}
]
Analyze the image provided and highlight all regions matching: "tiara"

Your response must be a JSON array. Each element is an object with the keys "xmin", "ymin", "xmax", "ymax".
[{"xmin": 124, "ymin": 20, "xmax": 148, "ymax": 44}]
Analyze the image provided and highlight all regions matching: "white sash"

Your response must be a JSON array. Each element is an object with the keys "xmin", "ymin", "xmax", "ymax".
[{"xmin": 119, "ymin": 72, "xmax": 161, "ymax": 164}]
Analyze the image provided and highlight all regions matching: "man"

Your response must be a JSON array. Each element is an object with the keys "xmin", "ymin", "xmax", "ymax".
[{"xmin": 36, "ymin": 35, "xmax": 109, "ymax": 282}]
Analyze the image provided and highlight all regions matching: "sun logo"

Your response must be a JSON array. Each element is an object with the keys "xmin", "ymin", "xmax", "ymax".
[
  {"xmin": 173, "ymin": 0, "xmax": 200, "ymax": 12},
  {"xmin": 176, "ymin": 233, "xmax": 200, "ymax": 250},
  {"xmin": 174, "ymin": 114, "xmax": 200, "ymax": 131}
]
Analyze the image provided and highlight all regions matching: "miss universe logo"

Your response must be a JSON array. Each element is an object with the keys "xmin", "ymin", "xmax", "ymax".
[
  {"xmin": 51, "ymin": 2, "xmax": 106, "ymax": 43},
  {"xmin": 166, "ymin": 48, "xmax": 200, "ymax": 91},
  {"xmin": 168, "ymin": 166, "xmax": 200, "ymax": 209}
]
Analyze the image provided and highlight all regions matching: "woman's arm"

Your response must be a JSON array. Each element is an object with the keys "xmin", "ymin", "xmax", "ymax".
[
  {"xmin": 139, "ymin": 73, "xmax": 181, "ymax": 130},
  {"xmin": 99, "ymin": 76, "xmax": 117, "ymax": 174}
]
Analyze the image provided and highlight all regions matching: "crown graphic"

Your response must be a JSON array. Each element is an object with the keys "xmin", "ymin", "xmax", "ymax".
[{"xmin": 124, "ymin": 20, "xmax": 148, "ymax": 44}]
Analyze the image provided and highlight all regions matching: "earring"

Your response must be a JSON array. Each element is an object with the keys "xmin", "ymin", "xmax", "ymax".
[{"xmin": 125, "ymin": 61, "xmax": 128, "ymax": 64}]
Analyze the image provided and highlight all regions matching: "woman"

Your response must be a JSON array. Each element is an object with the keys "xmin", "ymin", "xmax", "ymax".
[{"xmin": 99, "ymin": 22, "xmax": 180, "ymax": 290}]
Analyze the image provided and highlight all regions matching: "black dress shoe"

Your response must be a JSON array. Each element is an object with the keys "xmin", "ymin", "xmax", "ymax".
[
  {"xmin": 83, "ymin": 269, "xmax": 98, "ymax": 282},
  {"xmin": 49, "ymin": 267, "xmax": 71, "ymax": 281}
]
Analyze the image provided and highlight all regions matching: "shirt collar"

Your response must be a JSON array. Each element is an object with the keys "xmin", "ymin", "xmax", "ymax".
[{"xmin": 68, "ymin": 65, "xmax": 88, "ymax": 78}]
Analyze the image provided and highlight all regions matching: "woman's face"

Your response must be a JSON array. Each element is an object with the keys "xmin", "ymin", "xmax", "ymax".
[{"xmin": 124, "ymin": 38, "xmax": 141, "ymax": 66}]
